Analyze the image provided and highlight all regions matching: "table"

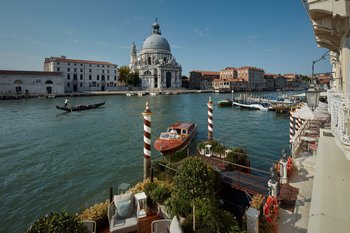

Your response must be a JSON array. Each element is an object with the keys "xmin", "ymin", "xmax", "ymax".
[{"xmin": 300, "ymin": 136, "xmax": 318, "ymax": 151}]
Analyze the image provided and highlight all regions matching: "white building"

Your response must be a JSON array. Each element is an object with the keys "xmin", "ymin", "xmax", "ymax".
[
  {"xmin": 303, "ymin": 1, "xmax": 350, "ymax": 232},
  {"xmin": 44, "ymin": 56, "xmax": 118, "ymax": 93},
  {"xmin": 0, "ymin": 70, "xmax": 64, "ymax": 98},
  {"xmin": 130, "ymin": 19, "xmax": 182, "ymax": 90}
]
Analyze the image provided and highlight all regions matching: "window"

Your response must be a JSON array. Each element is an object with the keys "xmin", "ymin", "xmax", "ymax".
[
  {"xmin": 89, "ymin": 83, "xmax": 91, "ymax": 87},
  {"xmin": 80, "ymin": 68, "xmax": 83, "ymax": 72},
  {"xmin": 102, "ymin": 70, "xmax": 104, "ymax": 73},
  {"xmin": 67, "ymin": 74, "xmax": 70, "ymax": 80},
  {"xmin": 102, "ymin": 75, "xmax": 105, "ymax": 81},
  {"xmin": 102, "ymin": 65, "xmax": 104, "ymax": 67},
  {"xmin": 115, "ymin": 70, "xmax": 117, "ymax": 74},
  {"xmin": 107, "ymin": 70, "xmax": 109, "ymax": 73},
  {"xmin": 57, "ymin": 67, "xmax": 60, "ymax": 71},
  {"xmin": 73, "ymin": 74, "xmax": 77, "ymax": 80},
  {"xmin": 97, "ymin": 75, "xmax": 99, "ymax": 80},
  {"xmin": 67, "ymin": 68, "xmax": 70, "ymax": 72},
  {"xmin": 107, "ymin": 75, "xmax": 110, "ymax": 81},
  {"xmin": 97, "ymin": 65, "xmax": 100, "ymax": 67},
  {"xmin": 74, "ymin": 68, "xmax": 77, "ymax": 72},
  {"xmin": 57, "ymin": 62, "xmax": 60, "ymax": 65},
  {"xmin": 89, "ymin": 69, "xmax": 92, "ymax": 73},
  {"xmin": 89, "ymin": 75, "xmax": 92, "ymax": 80},
  {"xmin": 67, "ymin": 83, "xmax": 70, "ymax": 87},
  {"xmin": 89, "ymin": 64, "xmax": 91, "ymax": 67},
  {"xmin": 68, "ymin": 63, "xmax": 70, "ymax": 65},
  {"xmin": 80, "ymin": 64, "xmax": 83, "ymax": 66},
  {"xmin": 107, "ymin": 65, "xmax": 109, "ymax": 68},
  {"xmin": 114, "ymin": 75, "xmax": 116, "ymax": 81},
  {"xmin": 80, "ymin": 83, "xmax": 83, "ymax": 87},
  {"xmin": 80, "ymin": 74, "xmax": 83, "ymax": 80},
  {"xmin": 74, "ymin": 63, "xmax": 76, "ymax": 66},
  {"xmin": 92, "ymin": 82, "xmax": 96, "ymax": 87},
  {"xmin": 97, "ymin": 83, "xmax": 99, "ymax": 87}
]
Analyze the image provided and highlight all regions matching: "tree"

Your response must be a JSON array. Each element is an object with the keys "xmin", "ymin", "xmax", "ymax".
[{"xmin": 118, "ymin": 66, "xmax": 141, "ymax": 87}]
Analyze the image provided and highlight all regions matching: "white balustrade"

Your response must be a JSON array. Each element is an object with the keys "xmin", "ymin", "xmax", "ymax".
[{"xmin": 328, "ymin": 92, "xmax": 350, "ymax": 145}]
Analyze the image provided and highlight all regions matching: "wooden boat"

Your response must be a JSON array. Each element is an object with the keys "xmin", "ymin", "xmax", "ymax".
[
  {"xmin": 56, "ymin": 101, "xmax": 105, "ymax": 112},
  {"xmin": 154, "ymin": 122, "xmax": 197, "ymax": 155},
  {"xmin": 218, "ymin": 99, "xmax": 232, "ymax": 107}
]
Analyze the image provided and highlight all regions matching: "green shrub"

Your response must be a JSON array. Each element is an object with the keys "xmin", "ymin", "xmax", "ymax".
[
  {"xmin": 225, "ymin": 148, "xmax": 250, "ymax": 171},
  {"xmin": 166, "ymin": 157, "xmax": 221, "ymax": 216},
  {"xmin": 79, "ymin": 200, "xmax": 109, "ymax": 230},
  {"xmin": 26, "ymin": 212, "xmax": 87, "ymax": 233}
]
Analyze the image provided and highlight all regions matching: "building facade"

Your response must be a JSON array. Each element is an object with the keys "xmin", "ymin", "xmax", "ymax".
[
  {"xmin": 130, "ymin": 19, "xmax": 182, "ymax": 90},
  {"xmin": 0, "ymin": 70, "xmax": 64, "ymax": 98},
  {"xmin": 44, "ymin": 56, "xmax": 118, "ymax": 93},
  {"xmin": 189, "ymin": 71, "xmax": 220, "ymax": 90},
  {"xmin": 237, "ymin": 66, "xmax": 265, "ymax": 91}
]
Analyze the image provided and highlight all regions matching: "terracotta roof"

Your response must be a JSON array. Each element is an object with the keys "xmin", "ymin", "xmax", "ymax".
[
  {"xmin": 0, "ymin": 70, "xmax": 63, "ymax": 76},
  {"xmin": 190, "ymin": 70, "xmax": 219, "ymax": 75},
  {"xmin": 45, "ymin": 57, "xmax": 117, "ymax": 66}
]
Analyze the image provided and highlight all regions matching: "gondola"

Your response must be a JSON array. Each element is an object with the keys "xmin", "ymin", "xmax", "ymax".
[{"xmin": 56, "ymin": 101, "xmax": 105, "ymax": 112}]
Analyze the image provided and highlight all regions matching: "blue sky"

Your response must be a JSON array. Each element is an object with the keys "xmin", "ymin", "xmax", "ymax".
[{"xmin": 0, "ymin": 0, "xmax": 331, "ymax": 76}]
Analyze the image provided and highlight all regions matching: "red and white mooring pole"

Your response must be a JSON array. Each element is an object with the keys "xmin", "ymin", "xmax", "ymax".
[
  {"xmin": 141, "ymin": 101, "xmax": 152, "ymax": 180},
  {"xmin": 207, "ymin": 96, "xmax": 213, "ymax": 140}
]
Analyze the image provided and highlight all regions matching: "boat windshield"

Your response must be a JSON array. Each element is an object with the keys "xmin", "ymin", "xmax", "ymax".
[
  {"xmin": 160, "ymin": 132, "xmax": 179, "ymax": 139},
  {"xmin": 160, "ymin": 133, "xmax": 170, "ymax": 139}
]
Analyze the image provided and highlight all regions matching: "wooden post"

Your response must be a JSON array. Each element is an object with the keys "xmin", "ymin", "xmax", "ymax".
[
  {"xmin": 207, "ymin": 96, "xmax": 213, "ymax": 140},
  {"xmin": 109, "ymin": 186, "xmax": 113, "ymax": 203},
  {"xmin": 142, "ymin": 102, "xmax": 153, "ymax": 180}
]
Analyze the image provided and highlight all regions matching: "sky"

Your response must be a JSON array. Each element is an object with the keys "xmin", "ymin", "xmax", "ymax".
[{"xmin": 0, "ymin": 0, "xmax": 332, "ymax": 76}]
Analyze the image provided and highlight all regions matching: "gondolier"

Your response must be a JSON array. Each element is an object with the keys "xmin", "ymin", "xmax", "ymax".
[{"xmin": 64, "ymin": 98, "xmax": 69, "ymax": 107}]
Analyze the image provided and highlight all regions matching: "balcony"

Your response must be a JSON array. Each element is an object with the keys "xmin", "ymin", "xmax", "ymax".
[
  {"xmin": 328, "ymin": 92, "xmax": 350, "ymax": 159},
  {"xmin": 307, "ymin": 0, "xmax": 350, "ymax": 51}
]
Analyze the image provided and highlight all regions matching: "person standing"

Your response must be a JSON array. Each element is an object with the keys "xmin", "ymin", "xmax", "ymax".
[{"xmin": 64, "ymin": 98, "xmax": 69, "ymax": 107}]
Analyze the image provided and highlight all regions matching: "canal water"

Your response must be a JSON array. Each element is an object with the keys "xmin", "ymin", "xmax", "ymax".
[{"xmin": 0, "ymin": 93, "xmax": 289, "ymax": 232}]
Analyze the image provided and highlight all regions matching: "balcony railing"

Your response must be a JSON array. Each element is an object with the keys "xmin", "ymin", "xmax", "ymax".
[{"xmin": 328, "ymin": 92, "xmax": 350, "ymax": 145}]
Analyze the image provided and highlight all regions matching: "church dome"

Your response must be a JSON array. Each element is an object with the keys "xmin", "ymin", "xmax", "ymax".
[{"xmin": 142, "ymin": 34, "xmax": 170, "ymax": 51}]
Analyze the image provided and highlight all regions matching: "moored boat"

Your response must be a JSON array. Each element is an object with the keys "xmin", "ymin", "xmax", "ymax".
[
  {"xmin": 218, "ymin": 99, "xmax": 232, "ymax": 107},
  {"xmin": 56, "ymin": 101, "xmax": 105, "ymax": 112},
  {"xmin": 154, "ymin": 122, "xmax": 197, "ymax": 155}
]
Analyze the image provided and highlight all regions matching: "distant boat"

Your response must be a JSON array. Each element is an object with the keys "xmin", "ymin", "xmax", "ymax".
[
  {"xmin": 218, "ymin": 99, "xmax": 232, "ymax": 107},
  {"xmin": 154, "ymin": 122, "xmax": 197, "ymax": 155},
  {"xmin": 126, "ymin": 92, "xmax": 134, "ymax": 96},
  {"xmin": 56, "ymin": 101, "xmax": 105, "ymax": 112},
  {"xmin": 232, "ymin": 101, "xmax": 272, "ymax": 111}
]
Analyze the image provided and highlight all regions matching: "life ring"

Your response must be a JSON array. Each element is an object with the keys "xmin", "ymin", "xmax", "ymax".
[{"xmin": 263, "ymin": 196, "xmax": 278, "ymax": 223}]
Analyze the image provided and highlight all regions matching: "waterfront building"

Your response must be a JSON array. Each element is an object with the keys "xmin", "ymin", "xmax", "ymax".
[
  {"xmin": 44, "ymin": 56, "xmax": 118, "ymax": 93},
  {"xmin": 0, "ymin": 70, "xmax": 64, "ymax": 98},
  {"xmin": 129, "ymin": 19, "xmax": 182, "ymax": 90},
  {"xmin": 264, "ymin": 74, "xmax": 275, "ymax": 91},
  {"xmin": 189, "ymin": 70, "xmax": 219, "ymax": 90},
  {"xmin": 237, "ymin": 66, "xmax": 265, "ymax": 91},
  {"xmin": 299, "ymin": 1, "xmax": 350, "ymax": 232}
]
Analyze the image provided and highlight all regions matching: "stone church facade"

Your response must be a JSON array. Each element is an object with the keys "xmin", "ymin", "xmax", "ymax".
[{"xmin": 130, "ymin": 19, "xmax": 182, "ymax": 90}]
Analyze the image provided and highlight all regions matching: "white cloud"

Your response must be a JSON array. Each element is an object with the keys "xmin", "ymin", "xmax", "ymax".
[{"xmin": 195, "ymin": 27, "xmax": 210, "ymax": 37}]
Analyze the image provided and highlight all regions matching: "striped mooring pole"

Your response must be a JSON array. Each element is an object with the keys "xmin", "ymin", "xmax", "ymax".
[
  {"xmin": 289, "ymin": 111, "xmax": 295, "ymax": 143},
  {"xmin": 207, "ymin": 96, "xmax": 213, "ymax": 140},
  {"xmin": 141, "ymin": 101, "xmax": 152, "ymax": 180}
]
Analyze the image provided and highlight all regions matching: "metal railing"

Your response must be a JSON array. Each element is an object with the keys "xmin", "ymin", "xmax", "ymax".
[{"xmin": 328, "ymin": 92, "xmax": 350, "ymax": 145}]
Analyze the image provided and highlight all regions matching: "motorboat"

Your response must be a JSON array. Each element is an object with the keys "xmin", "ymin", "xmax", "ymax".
[
  {"xmin": 218, "ymin": 99, "xmax": 233, "ymax": 107},
  {"xmin": 154, "ymin": 122, "xmax": 197, "ymax": 155}
]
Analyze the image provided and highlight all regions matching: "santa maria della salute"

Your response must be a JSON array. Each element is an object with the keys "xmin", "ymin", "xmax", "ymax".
[{"xmin": 129, "ymin": 19, "xmax": 182, "ymax": 90}]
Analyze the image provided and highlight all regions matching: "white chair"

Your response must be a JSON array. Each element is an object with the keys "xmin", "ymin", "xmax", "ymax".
[
  {"xmin": 82, "ymin": 220, "xmax": 96, "ymax": 233},
  {"xmin": 151, "ymin": 219, "xmax": 171, "ymax": 233}
]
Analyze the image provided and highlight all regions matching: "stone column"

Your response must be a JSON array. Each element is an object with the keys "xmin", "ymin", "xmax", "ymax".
[
  {"xmin": 246, "ymin": 207, "xmax": 259, "ymax": 233},
  {"xmin": 342, "ymin": 37, "xmax": 350, "ymax": 93},
  {"xmin": 141, "ymin": 102, "xmax": 152, "ymax": 180},
  {"xmin": 268, "ymin": 179, "xmax": 278, "ymax": 197},
  {"xmin": 279, "ymin": 160, "xmax": 288, "ymax": 184}
]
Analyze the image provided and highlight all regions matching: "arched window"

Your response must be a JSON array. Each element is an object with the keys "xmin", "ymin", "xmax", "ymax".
[
  {"xmin": 73, "ymin": 74, "xmax": 77, "ymax": 80},
  {"xmin": 102, "ymin": 75, "xmax": 105, "ymax": 81},
  {"xmin": 45, "ymin": 80, "xmax": 53, "ymax": 84},
  {"xmin": 14, "ymin": 80, "xmax": 23, "ymax": 84},
  {"xmin": 144, "ymin": 70, "xmax": 151, "ymax": 75}
]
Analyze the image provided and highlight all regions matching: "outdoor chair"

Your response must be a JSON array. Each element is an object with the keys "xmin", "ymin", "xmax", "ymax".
[
  {"xmin": 107, "ymin": 192, "xmax": 139, "ymax": 233},
  {"xmin": 82, "ymin": 220, "xmax": 96, "ymax": 233},
  {"xmin": 151, "ymin": 216, "xmax": 183, "ymax": 233}
]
